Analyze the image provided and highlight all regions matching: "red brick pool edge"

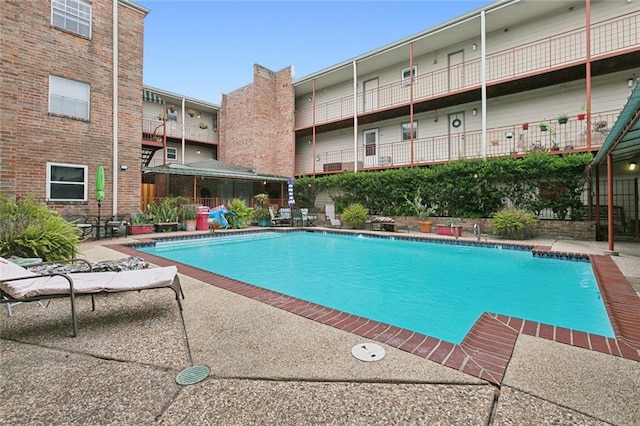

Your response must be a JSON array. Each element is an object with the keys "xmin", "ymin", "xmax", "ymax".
[{"xmin": 111, "ymin": 243, "xmax": 640, "ymax": 386}]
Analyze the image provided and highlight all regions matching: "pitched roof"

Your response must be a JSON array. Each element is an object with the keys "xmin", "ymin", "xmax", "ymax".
[{"xmin": 142, "ymin": 160, "xmax": 289, "ymax": 183}]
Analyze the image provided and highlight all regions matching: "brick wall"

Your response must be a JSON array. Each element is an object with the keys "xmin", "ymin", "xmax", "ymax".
[
  {"xmin": 0, "ymin": 0, "xmax": 145, "ymax": 218},
  {"xmin": 220, "ymin": 64, "xmax": 294, "ymax": 177}
]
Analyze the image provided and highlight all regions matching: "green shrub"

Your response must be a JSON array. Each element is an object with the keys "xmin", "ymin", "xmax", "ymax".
[
  {"xmin": 0, "ymin": 194, "xmax": 80, "ymax": 261},
  {"xmin": 492, "ymin": 208, "xmax": 538, "ymax": 239},
  {"xmin": 341, "ymin": 203, "xmax": 368, "ymax": 229},
  {"xmin": 180, "ymin": 204, "xmax": 197, "ymax": 221},
  {"xmin": 226, "ymin": 199, "xmax": 254, "ymax": 229},
  {"xmin": 149, "ymin": 197, "xmax": 180, "ymax": 223}
]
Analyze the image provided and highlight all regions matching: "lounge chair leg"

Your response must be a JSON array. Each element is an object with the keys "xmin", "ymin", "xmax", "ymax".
[
  {"xmin": 70, "ymin": 290, "xmax": 77, "ymax": 337},
  {"xmin": 91, "ymin": 295, "xmax": 96, "ymax": 312}
]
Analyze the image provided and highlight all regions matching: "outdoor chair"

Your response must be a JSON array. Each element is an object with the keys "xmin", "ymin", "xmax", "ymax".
[
  {"xmin": 292, "ymin": 208, "xmax": 304, "ymax": 227},
  {"xmin": 0, "ymin": 256, "xmax": 183, "ymax": 337},
  {"xmin": 269, "ymin": 207, "xmax": 289, "ymax": 226},
  {"xmin": 324, "ymin": 204, "xmax": 342, "ymax": 227},
  {"xmin": 63, "ymin": 215, "xmax": 94, "ymax": 239},
  {"xmin": 306, "ymin": 207, "xmax": 319, "ymax": 226},
  {"xmin": 105, "ymin": 215, "xmax": 128, "ymax": 238}
]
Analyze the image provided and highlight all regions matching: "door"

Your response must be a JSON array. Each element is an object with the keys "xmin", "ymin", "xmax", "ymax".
[
  {"xmin": 363, "ymin": 78, "xmax": 379, "ymax": 112},
  {"xmin": 448, "ymin": 51, "xmax": 464, "ymax": 92},
  {"xmin": 448, "ymin": 112, "xmax": 465, "ymax": 159},
  {"xmin": 363, "ymin": 129, "xmax": 378, "ymax": 167}
]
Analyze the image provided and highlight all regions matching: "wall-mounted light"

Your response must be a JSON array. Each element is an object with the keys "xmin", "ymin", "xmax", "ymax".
[
  {"xmin": 472, "ymin": 108, "xmax": 477, "ymax": 116},
  {"xmin": 316, "ymin": 156, "xmax": 321, "ymax": 163},
  {"xmin": 630, "ymin": 161, "xmax": 637, "ymax": 171},
  {"xmin": 308, "ymin": 139, "xmax": 312, "ymax": 145},
  {"xmin": 119, "ymin": 164, "xmax": 129, "ymax": 171},
  {"xmin": 472, "ymin": 43, "xmax": 477, "ymax": 51},
  {"xmin": 628, "ymin": 78, "xmax": 635, "ymax": 88},
  {"xmin": 308, "ymin": 97, "xmax": 312, "ymax": 103},
  {"xmin": 196, "ymin": 150, "xmax": 201, "ymax": 154}
]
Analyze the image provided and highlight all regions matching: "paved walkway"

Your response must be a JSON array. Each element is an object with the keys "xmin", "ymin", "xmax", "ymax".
[{"xmin": 1, "ymin": 230, "xmax": 639, "ymax": 425}]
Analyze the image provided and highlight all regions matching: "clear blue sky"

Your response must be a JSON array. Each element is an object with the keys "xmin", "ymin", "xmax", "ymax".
[{"xmin": 137, "ymin": 1, "xmax": 494, "ymax": 105}]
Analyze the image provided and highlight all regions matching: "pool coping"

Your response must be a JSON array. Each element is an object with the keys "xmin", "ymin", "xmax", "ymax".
[{"xmin": 110, "ymin": 229, "xmax": 640, "ymax": 385}]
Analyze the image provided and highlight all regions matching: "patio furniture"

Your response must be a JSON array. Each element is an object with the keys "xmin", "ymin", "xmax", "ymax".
[
  {"xmin": 0, "ymin": 256, "xmax": 183, "ymax": 337},
  {"xmin": 324, "ymin": 204, "xmax": 341, "ymax": 227}
]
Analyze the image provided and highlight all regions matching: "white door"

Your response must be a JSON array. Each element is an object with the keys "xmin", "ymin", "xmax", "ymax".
[
  {"xmin": 448, "ymin": 51, "xmax": 464, "ymax": 92},
  {"xmin": 448, "ymin": 113, "xmax": 465, "ymax": 159},
  {"xmin": 363, "ymin": 78, "xmax": 379, "ymax": 112},
  {"xmin": 363, "ymin": 129, "xmax": 378, "ymax": 167}
]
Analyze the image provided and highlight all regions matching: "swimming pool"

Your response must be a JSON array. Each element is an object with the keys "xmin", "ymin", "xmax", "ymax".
[{"xmin": 137, "ymin": 231, "xmax": 615, "ymax": 344}]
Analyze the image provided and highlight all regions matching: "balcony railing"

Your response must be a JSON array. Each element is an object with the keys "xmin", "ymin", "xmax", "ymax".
[
  {"xmin": 295, "ymin": 11, "xmax": 639, "ymax": 129},
  {"xmin": 142, "ymin": 115, "xmax": 217, "ymax": 144},
  {"xmin": 295, "ymin": 111, "xmax": 618, "ymax": 175}
]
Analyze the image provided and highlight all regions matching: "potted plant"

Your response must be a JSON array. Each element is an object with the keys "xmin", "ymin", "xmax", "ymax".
[
  {"xmin": 522, "ymin": 123, "xmax": 529, "ymax": 130},
  {"xmin": 436, "ymin": 220, "xmax": 463, "ymax": 236},
  {"xmin": 254, "ymin": 207, "xmax": 272, "ymax": 226},
  {"xmin": 187, "ymin": 108, "xmax": 196, "ymax": 117},
  {"xmin": 550, "ymin": 140, "xmax": 560, "ymax": 151},
  {"xmin": 180, "ymin": 204, "xmax": 198, "ymax": 231},
  {"xmin": 149, "ymin": 197, "xmax": 180, "ymax": 232},
  {"xmin": 128, "ymin": 210, "xmax": 154, "ymax": 235},
  {"xmin": 505, "ymin": 130, "xmax": 514, "ymax": 139},
  {"xmin": 167, "ymin": 104, "xmax": 177, "ymax": 113},
  {"xmin": 539, "ymin": 122, "xmax": 549, "ymax": 132},
  {"xmin": 405, "ymin": 192, "xmax": 435, "ymax": 233},
  {"xmin": 253, "ymin": 193, "xmax": 269, "ymax": 206},
  {"xmin": 199, "ymin": 122, "xmax": 208, "ymax": 129},
  {"xmin": 577, "ymin": 105, "xmax": 587, "ymax": 121},
  {"xmin": 491, "ymin": 139, "xmax": 500, "ymax": 147},
  {"xmin": 557, "ymin": 114, "xmax": 568, "ymax": 125}
]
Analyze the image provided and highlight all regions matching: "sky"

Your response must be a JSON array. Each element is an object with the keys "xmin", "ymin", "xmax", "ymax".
[{"xmin": 137, "ymin": 0, "xmax": 494, "ymax": 105}]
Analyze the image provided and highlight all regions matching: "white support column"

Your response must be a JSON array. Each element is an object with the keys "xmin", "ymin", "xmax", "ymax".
[
  {"xmin": 353, "ymin": 60, "xmax": 358, "ymax": 172},
  {"xmin": 112, "ymin": 0, "xmax": 119, "ymax": 214}
]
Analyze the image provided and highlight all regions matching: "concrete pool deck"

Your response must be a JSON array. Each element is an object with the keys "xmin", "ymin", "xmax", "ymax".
[{"xmin": 1, "ymin": 229, "xmax": 639, "ymax": 424}]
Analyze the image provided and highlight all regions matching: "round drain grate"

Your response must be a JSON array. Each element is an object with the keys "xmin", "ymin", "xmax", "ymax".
[
  {"xmin": 351, "ymin": 343, "xmax": 385, "ymax": 362},
  {"xmin": 175, "ymin": 365, "xmax": 210, "ymax": 385}
]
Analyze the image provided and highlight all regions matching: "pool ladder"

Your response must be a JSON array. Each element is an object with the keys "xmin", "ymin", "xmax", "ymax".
[{"xmin": 473, "ymin": 223, "xmax": 488, "ymax": 242}]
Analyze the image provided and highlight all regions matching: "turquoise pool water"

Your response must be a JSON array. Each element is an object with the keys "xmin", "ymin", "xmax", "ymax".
[{"xmin": 138, "ymin": 231, "xmax": 615, "ymax": 344}]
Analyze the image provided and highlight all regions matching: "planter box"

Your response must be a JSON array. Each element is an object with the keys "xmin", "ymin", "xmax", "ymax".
[
  {"xmin": 436, "ymin": 225, "xmax": 463, "ymax": 236},
  {"xmin": 154, "ymin": 222, "xmax": 179, "ymax": 233},
  {"xmin": 128, "ymin": 224, "xmax": 154, "ymax": 235}
]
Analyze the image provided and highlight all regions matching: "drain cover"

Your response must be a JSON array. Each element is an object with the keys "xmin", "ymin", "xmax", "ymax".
[
  {"xmin": 351, "ymin": 343, "xmax": 385, "ymax": 362},
  {"xmin": 175, "ymin": 365, "xmax": 210, "ymax": 385}
]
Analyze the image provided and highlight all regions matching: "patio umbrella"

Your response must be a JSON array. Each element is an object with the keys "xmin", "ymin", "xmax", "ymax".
[
  {"xmin": 96, "ymin": 164, "xmax": 105, "ymax": 240},
  {"xmin": 287, "ymin": 177, "xmax": 295, "ymax": 208}
]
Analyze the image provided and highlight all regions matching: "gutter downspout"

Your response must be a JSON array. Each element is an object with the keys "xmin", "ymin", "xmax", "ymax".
[
  {"xmin": 352, "ymin": 60, "xmax": 358, "ymax": 172},
  {"xmin": 112, "ymin": 0, "xmax": 119, "ymax": 215},
  {"xmin": 312, "ymin": 79, "xmax": 316, "ymax": 176},
  {"xmin": 181, "ymin": 98, "xmax": 186, "ymax": 164},
  {"xmin": 481, "ymin": 10, "xmax": 487, "ymax": 160},
  {"xmin": 586, "ymin": 0, "xmax": 592, "ymax": 149}
]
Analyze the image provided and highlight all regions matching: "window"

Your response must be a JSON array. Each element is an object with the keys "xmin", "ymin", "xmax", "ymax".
[
  {"xmin": 51, "ymin": 0, "xmax": 92, "ymax": 38},
  {"xmin": 401, "ymin": 65, "xmax": 417, "ymax": 87},
  {"xmin": 166, "ymin": 147, "xmax": 178, "ymax": 161},
  {"xmin": 49, "ymin": 75, "xmax": 90, "ymax": 120},
  {"xmin": 402, "ymin": 121, "xmax": 418, "ymax": 140},
  {"xmin": 46, "ymin": 162, "xmax": 88, "ymax": 202}
]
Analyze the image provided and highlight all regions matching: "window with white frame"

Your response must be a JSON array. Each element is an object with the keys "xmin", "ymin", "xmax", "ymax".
[
  {"xmin": 402, "ymin": 121, "xmax": 418, "ymax": 140},
  {"xmin": 401, "ymin": 65, "xmax": 417, "ymax": 87},
  {"xmin": 46, "ymin": 162, "xmax": 88, "ymax": 202},
  {"xmin": 49, "ymin": 75, "xmax": 90, "ymax": 120},
  {"xmin": 166, "ymin": 147, "xmax": 178, "ymax": 161},
  {"xmin": 51, "ymin": 0, "xmax": 92, "ymax": 38}
]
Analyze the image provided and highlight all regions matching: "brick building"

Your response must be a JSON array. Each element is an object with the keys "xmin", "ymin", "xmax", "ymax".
[{"xmin": 0, "ymin": 0, "xmax": 147, "ymax": 219}]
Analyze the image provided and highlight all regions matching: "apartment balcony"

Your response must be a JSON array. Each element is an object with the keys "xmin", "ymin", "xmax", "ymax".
[
  {"xmin": 295, "ymin": 110, "xmax": 618, "ymax": 176},
  {"xmin": 294, "ymin": 11, "xmax": 640, "ymax": 133},
  {"xmin": 141, "ymin": 115, "xmax": 217, "ymax": 145}
]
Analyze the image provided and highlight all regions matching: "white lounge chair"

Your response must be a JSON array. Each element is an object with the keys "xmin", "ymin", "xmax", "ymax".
[
  {"xmin": 324, "ymin": 203, "xmax": 342, "ymax": 227},
  {"xmin": 0, "ymin": 257, "xmax": 183, "ymax": 336}
]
